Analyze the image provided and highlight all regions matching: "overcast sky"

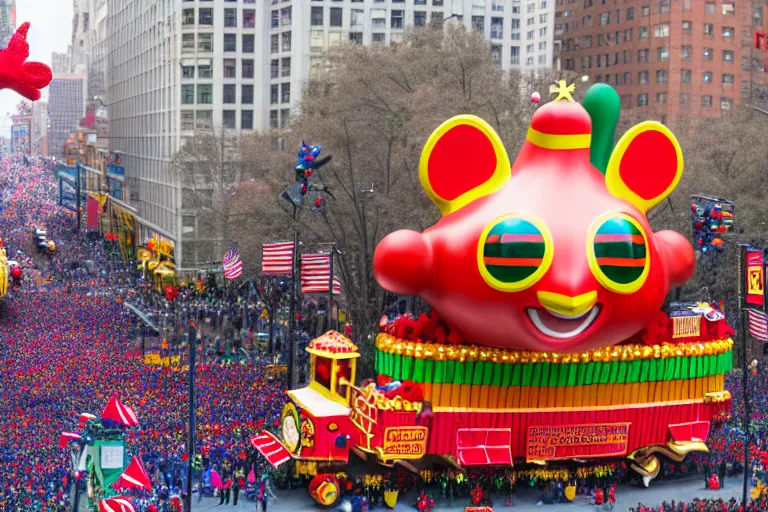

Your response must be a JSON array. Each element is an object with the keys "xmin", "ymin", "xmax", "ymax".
[{"xmin": 0, "ymin": 0, "xmax": 73, "ymax": 129}]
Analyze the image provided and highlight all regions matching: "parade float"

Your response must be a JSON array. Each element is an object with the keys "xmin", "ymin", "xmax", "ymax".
[{"xmin": 255, "ymin": 82, "xmax": 734, "ymax": 507}]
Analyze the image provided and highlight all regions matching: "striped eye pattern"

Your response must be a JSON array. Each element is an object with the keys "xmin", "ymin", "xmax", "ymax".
[
  {"xmin": 478, "ymin": 214, "xmax": 553, "ymax": 292},
  {"xmin": 589, "ymin": 214, "xmax": 649, "ymax": 294}
]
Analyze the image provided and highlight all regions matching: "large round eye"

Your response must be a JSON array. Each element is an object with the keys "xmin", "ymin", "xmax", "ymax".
[
  {"xmin": 588, "ymin": 213, "xmax": 650, "ymax": 294},
  {"xmin": 478, "ymin": 213, "xmax": 553, "ymax": 292}
]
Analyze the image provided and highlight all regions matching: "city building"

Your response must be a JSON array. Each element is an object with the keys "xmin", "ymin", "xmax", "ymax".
[
  {"xmin": 31, "ymin": 101, "xmax": 48, "ymax": 157},
  {"xmin": 107, "ymin": 0, "xmax": 555, "ymax": 267},
  {"xmin": 47, "ymin": 74, "xmax": 84, "ymax": 160},
  {"xmin": 51, "ymin": 51, "xmax": 71, "ymax": 74},
  {"xmin": 70, "ymin": 0, "xmax": 109, "ymax": 111},
  {"xmin": 0, "ymin": 0, "xmax": 15, "ymax": 48},
  {"xmin": 554, "ymin": 0, "xmax": 768, "ymax": 120}
]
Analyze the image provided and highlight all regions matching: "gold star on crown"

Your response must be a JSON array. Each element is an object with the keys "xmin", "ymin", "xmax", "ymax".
[{"xmin": 548, "ymin": 80, "xmax": 576, "ymax": 102}]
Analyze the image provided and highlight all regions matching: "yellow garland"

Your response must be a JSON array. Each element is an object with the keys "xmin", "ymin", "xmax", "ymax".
[{"xmin": 375, "ymin": 333, "xmax": 733, "ymax": 364}]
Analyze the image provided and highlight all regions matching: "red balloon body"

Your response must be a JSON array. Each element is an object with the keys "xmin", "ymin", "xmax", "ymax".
[{"xmin": 374, "ymin": 100, "xmax": 694, "ymax": 353}]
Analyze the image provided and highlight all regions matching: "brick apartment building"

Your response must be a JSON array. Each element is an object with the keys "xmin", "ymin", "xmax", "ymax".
[{"xmin": 555, "ymin": 0, "xmax": 768, "ymax": 121}]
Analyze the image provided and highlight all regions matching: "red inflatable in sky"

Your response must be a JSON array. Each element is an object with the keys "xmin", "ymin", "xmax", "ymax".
[{"xmin": 374, "ymin": 84, "xmax": 694, "ymax": 353}]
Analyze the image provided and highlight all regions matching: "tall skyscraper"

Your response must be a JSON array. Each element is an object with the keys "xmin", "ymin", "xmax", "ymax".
[
  {"xmin": 107, "ymin": 0, "xmax": 556, "ymax": 267},
  {"xmin": 51, "ymin": 52, "xmax": 71, "ymax": 75},
  {"xmin": 47, "ymin": 75, "xmax": 84, "ymax": 160},
  {"xmin": 31, "ymin": 101, "xmax": 48, "ymax": 156},
  {"xmin": 0, "ymin": 0, "xmax": 15, "ymax": 48},
  {"xmin": 554, "ymin": 0, "xmax": 767, "ymax": 121}
]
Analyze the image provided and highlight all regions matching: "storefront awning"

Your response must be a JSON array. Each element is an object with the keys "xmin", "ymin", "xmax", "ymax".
[
  {"xmin": 455, "ymin": 428, "xmax": 513, "ymax": 467},
  {"xmin": 249, "ymin": 432, "xmax": 292, "ymax": 469}
]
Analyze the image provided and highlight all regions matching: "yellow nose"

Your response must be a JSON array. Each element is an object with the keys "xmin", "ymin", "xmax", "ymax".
[{"xmin": 537, "ymin": 291, "xmax": 598, "ymax": 317}]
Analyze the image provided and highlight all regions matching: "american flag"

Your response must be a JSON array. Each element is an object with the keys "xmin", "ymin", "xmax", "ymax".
[
  {"xmin": 222, "ymin": 248, "xmax": 243, "ymax": 280},
  {"xmin": 261, "ymin": 242, "xmax": 294, "ymax": 275},
  {"xmin": 301, "ymin": 253, "xmax": 341, "ymax": 295},
  {"xmin": 747, "ymin": 309, "xmax": 768, "ymax": 341}
]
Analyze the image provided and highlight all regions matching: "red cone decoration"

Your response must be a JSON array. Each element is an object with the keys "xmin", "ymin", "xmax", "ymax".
[
  {"xmin": 101, "ymin": 397, "xmax": 139, "ymax": 427},
  {"xmin": 99, "ymin": 497, "xmax": 137, "ymax": 512},
  {"xmin": 113, "ymin": 455, "xmax": 152, "ymax": 492},
  {"xmin": 58, "ymin": 432, "xmax": 82, "ymax": 449}
]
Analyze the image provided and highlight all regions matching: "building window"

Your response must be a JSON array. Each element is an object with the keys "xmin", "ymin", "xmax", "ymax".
[
  {"xmin": 638, "ymin": 70, "xmax": 649, "ymax": 84},
  {"xmin": 682, "ymin": 20, "xmax": 691, "ymax": 33},
  {"xmin": 391, "ymin": 10, "xmax": 403, "ymax": 29},
  {"xmin": 703, "ymin": 47, "xmax": 713, "ymax": 60},
  {"xmin": 243, "ymin": 9, "xmax": 256, "ymax": 28},
  {"xmin": 351, "ymin": 9, "xmax": 364, "ymax": 28},
  {"xmin": 490, "ymin": 45, "xmax": 501, "ymax": 65},
  {"xmin": 198, "ymin": 33, "xmax": 213, "ymax": 52},
  {"xmin": 271, "ymin": 34, "xmax": 279, "ymax": 53},
  {"xmin": 197, "ymin": 110, "xmax": 212, "ymax": 130},
  {"xmin": 224, "ymin": 33, "xmax": 237, "ymax": 52},
  {"xmin": 681, "ymin": 46, "xmax": 691, "ymax": 60},
  {"xmin": 721, "ymin": 97, "xmax": 732, "ymax": 110},
  {"xmin": 681, "ymin": 69, "xmax": 691, "ymax": 84},
  {"xmin": 657, "ymin": 46, "xmax": 668, "ymax": 61},
  {"xmin": 637, "ymin": 93, "xmax": 648, "ymax": 106},
  {"xmin": 199, "ymin": 8, "xmax": 213, "ymax": 25},
  {"xmin": 658, "ymin": 0, "xmax": 670, "ymax": 14},
  {"xmin": 224, "ymin": 8, "xmax": 237, "ymax": 27},
  {"xmin": 181, "ymin": 110, "xmax": 194, "ymax": 130},
  {"xmin": 270, "ymin": 84, "xmax": 278, "ymax": 105},
  {"xmin": 282, "ymin": 32, "xmax": 291, "ymax": 51},
  {"xmin": 281, "ymin": 57, "xmax": 291, "ymax": 77},
  {"xmin": 639, "ymin": 26, "xmax": 648, "ymax": 39},
  {"xmin": 704, "ymin": 24, "xmax": 713, "ymax": 36},
  {"xmin": 270, "ymin": 110, "xmax": 279, "ymax": 128},
  {"xmin": 720, "ymin": 51, "xmax": 734, "ymax": 64},
  {"xmin": 223, "ymin": 59, "xmax": 236, "ymax": 78},
  {"xmin": 181, "ymin": 84, "xmax": 195, "ymax": 104},
  {"xmin": 722, "ymin": 74, "xmax": 734, "ymax": 85},
  {"xmin": 680, "ymin": 93, "xmax": 690, "ymax": 107},
  {"xmin": 182, "ymin": 9, "xmax": 195, "ymax": 25},
  {"xmin": 638, "ymin": 48, "xmax": 649, "ymax": 62},
  {"xmin": 281, "ymin": 7, "xmax": 292, "ymax": 26},
  {"xmin": 182, "ymin": 34, "xmax": 195, "ymax": 52},
  {"xmin": 706, "ymin": 2, "xmax": 716, "ymax": 14},
  {"xmin": 270, "ymin": 59, "xmax": 279, "ymax": 78},
  {"xmin": 198, "ymin": 84, "xmax": 213, "ymax": 104},
  {"xmin": 280, "ymin": 109, "xmax": 290, "ymax": 129},
  {"xmin": 198, "ymin": 61, "xmax": 212, "ymax": 78},
  {"xmin": 510, "ymin": 46, "xmax": 519, "ymax": 64},
  {"xmin": 223, "ymin": 110, "xmax": 236, "ymax": 129},
  {"xmin": 654, "ymin": 23, "xmax": 669, "ymax": 38},
  {"xmin": 656, "ymin": 70, "xmax": 667, "ymax": 84},
  {"xmin": 641, "ymin": 5, "xmax": 649, "ymax": 16},
  {"xmin": 655, "ymin": 92, "xmax": 667, "ymax": 104},
  {"xmin": 182, "ymin": 65, "xmax": 195, "ymax": 79},
  {"xmin": 599, "ymin": 12, "xmax": 610, "ymax": 25},
  {"xmin": 350, "ymin": 32, "xmax": 363, "ymax": 43},
  {"xmin": 372, "ymin": 33, "xmax": 385, "ymax": 44},
  {"xmin": 242, "ymin": 85, "xmax": 254, "ymax": 104},
  {"xmin": 281, "ymin": 83, "xmax": 290, "ymax": 103},
  {"xmin": 703, "ymin": 72, "xmax": 712, "ymax": 83},
  {"xmin": 243, "ymin": 34, "xmax": 254, "ymax": 53},
  {"xmin": 491, "ymin": 17, "xmax": 503, "ymax": 38},
  {"xmin": 702, "ymin": 96, "xmax": 713, "ymax": 108},
  {"xmin": 242, "ymin": 59, "xmax": 254, "ymax": 78},
  {"xmin": 242, "ymin": 110, "xmax": 253, "ymax": 130},
  {"xmin": 626, "ymin": 7, "xmax": 634, "ymax": 20},
  {"xmin": 722, "ymin": 27, "xmax": 733, "ymax": 38},
  {"xmin": 311, "ymin": 6, "xmax": 323, "ymax": 26},
  {"xmin": 271, "ymin": 10, "xmax": 279, "ymax": 28},
  {"xmin": 330, "ymin": 7, "xmax": 342, "ymax": 27},
  {"xmin": 223, "ymin": 84, "xmax": 237, "ymax": 103},
  {"xmin": 472, "ymin": 15, "xmax": 484, "ymax": 32}
]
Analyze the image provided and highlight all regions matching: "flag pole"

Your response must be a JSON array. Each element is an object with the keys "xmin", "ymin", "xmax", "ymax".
[
  {"xmin": 738, "ymin": 243, "xmax": 750, "ymax": 505},
  {"xmin": 287, "ymin": 230, "xmax": 298, "ymax": 389},
  {"xmin": 328, "ymin": 247, "xmax": 334, "ymax": 332}
]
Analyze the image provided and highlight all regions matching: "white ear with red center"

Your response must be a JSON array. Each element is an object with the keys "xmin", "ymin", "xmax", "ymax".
[
  {"xmin": 605, "ymin": 121, "xmax": 684, "ymax": 213},
  {"xmin": 420, "ymin": 115, "xmax": 511, "ymax": 216}
]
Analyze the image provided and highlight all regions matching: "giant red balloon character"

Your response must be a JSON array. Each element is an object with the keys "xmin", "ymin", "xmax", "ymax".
[{"xmin": 374, "ymin": 83, "xmax": 694, "ymax": 353}]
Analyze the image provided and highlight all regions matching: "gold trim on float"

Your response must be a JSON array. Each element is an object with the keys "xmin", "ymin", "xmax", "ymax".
[
  {"xmin": 631, "ymin": 454, "xmax": 660, "ymax": 478},
  {"xmin": 704, "ymin": 390, "xmax": 731, "ymax": 403}
]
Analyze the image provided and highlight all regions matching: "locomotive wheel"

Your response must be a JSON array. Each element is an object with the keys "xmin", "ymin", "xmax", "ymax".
[{"xmin": 308, "ymin": 473, "xmax": 341, "ymax": 508}]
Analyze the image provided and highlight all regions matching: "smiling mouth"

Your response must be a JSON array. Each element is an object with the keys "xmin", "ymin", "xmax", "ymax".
[{"xmin": 526, "ymin": 305, "xmax": 601, "ymax": 339}]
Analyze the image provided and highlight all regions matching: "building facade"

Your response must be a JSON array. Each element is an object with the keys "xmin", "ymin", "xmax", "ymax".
[
  {"xmin": 51, "ymin": 51, "xmax": 71, "ymax": 74},
  {"xmin": 107, "ymin": 0, "xmax": 555, "ymax": 267},
  {"xmin": 31, "ymin": 101, "xmax": 48, "ymax": 156},
  {"xmin": 47, "ymin": 75, "xmax": 84, "ymax": 160},
  {"xmin": 0, "ymin": 0, "xmax": 15, "ymax": 48},
  {"xmin": 555, "ymin": 0, "xmax": 767, "ymax": 121}
]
